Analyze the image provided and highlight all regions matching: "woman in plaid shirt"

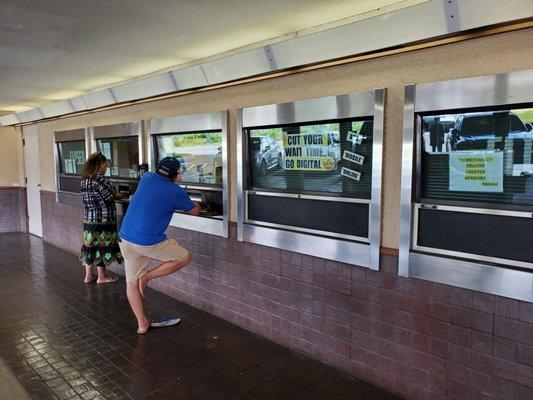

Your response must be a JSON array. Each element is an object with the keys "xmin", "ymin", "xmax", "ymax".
[{"xmin": 80, "ymin": 152, "xmax": 123, "ymax": 283}]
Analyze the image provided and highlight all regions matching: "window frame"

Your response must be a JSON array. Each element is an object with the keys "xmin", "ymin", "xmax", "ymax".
[
  {"xmin": 414, "ymin": 103, "xmax": 533, "ymax": 213},
  {"xmin": 398, "ymin": 70, "xmax": 533, "ymax": 303},
  {"xmin": 237, "ymin": 89, "xmax": 385, "ymax": 270},
  {"xmin": 147, "ymin": 111, "xmax": 229, "ymax": 238},
  {"xmin": 244, "ymin": 116, "xmax": 374, "ymax": 199},
  {"xmin": 95, "ymin": 135, "xmax": 141, "ymax": 180},
  {"xmin": 152, "ymin": 129, "xmax": 224, "ymax": 189}
]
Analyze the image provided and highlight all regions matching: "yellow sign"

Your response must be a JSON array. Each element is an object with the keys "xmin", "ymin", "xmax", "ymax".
[
  {"xmin": 283, "ymin": 133, "xmax": 328, "ymax": 147},
  {"xmin": 449, "ymin": 151, "xmax": 503, "ymax": 192},
  {"xmin": 284, "ymin": 157, "xmax": 335, "ymax": 171},
  {"xmin": 283, "ymin": 132, "xmax": 334, "ymax": 171}
]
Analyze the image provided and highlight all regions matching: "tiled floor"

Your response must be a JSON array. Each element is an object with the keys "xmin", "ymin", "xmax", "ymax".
[{"xmin": 0, "ymin": 233, "xmax": 403, "ymax": 400}]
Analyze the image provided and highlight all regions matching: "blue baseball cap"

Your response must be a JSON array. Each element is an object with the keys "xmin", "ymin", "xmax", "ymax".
[{"xmin": 156, "ymin": 157, "xmax": 181, "ymax": 178}]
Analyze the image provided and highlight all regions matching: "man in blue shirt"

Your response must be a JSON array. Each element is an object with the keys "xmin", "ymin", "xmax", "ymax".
[{"xmin": 119, "ymin": 157, "xmax": 200, "ymax": 334}]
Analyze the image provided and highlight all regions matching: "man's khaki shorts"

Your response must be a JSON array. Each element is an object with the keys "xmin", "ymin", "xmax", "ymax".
[{"xmin": 119, "ymin": 238, "xmax": 189, "ymax": 282}]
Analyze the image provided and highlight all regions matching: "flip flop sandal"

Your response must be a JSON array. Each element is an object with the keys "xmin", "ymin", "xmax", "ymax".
[
  {"xmin": 84, "ymin": 277, "xmax": 98, "ymax": 283},
  {"xmin": 151, "ymin": 316, "xmax": 181, "ymax": 328}
]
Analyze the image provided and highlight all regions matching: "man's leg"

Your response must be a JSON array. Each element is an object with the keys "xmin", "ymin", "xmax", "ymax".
[
  {"xmin": 126, "ymin": 279, "xmax": 150, "ymax": 333},
  {"xmin": 120, "ymin": 239, "xmax": 151, "ymax": 332},
  {"xmin": 138, "ymin": 252, "xmax": 191, "ymax": 297}
]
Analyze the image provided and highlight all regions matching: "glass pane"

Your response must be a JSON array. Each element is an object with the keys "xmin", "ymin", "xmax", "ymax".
[
  {"xmin": 155, "ymin": 131, "xmax": 223, "ymax": 185},
  {"xmin": 97, "ymin": 137, "xmax": 139, "ymax": 179},
  {"xmin": 420, "ymin": 107, "xmax": 533, "ymax": 206},
  {"xmin": 58, "ymin": 141, "xmax": 86, "ymax": 175},
  {"xmin": 248, "ymin": 118, "xmax": 373, "ymax": 198}
]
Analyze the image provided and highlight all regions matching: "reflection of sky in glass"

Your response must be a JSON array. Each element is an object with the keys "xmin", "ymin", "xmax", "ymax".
[{"xmin": 156, "ymin": 132, "xmax": 223, "ymax": 185}]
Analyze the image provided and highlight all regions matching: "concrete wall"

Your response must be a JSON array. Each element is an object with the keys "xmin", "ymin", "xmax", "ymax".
[
  {"xmin": 33, "ymin": 28, "xmax": 533, "ymax": 249},
  {"xmin": 0, "ymin": 125, "xmax": 24, "ymax": 188},
  {"xmin": 0, "ymin": 125, "xmax": 26, "ymax": 232}
]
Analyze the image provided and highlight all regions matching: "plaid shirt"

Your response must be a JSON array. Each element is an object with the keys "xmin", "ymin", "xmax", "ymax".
[{"xmin": 81, "ymin": 175, "xmax": 116, "ymax": 222}]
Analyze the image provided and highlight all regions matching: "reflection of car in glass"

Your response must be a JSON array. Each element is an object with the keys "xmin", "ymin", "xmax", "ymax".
[
  {"xmin": 451, "ymin": 112, "xmax": 533, "ymax": 149},
  {"xmin": 251, "ymin": 136, "xmax": 283, "ymax": 173},
  {"xmin": 450, "ymin": 111, "xmax": 533, "ymax": 175}
]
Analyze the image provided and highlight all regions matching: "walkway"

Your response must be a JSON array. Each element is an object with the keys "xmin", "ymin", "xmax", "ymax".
[{"xmin": 0, "ymin": 233, "xmax": 402, "ymax": 400}]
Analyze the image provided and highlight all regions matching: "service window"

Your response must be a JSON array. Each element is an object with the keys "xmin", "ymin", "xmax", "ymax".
[
  {"xmin": 419, "ymin": 107, "xmax": 533, "ymax": 207},
  {"xmin": 248, "ymin": 119, "xmax": 374, "ymax": 198},
  {"xmin": 57, "ymin": 140, "xmax": 86, "ymax": 175},
  {"xmin": 400, "ymin": 71, "xmax": 533, "ymax": 302},
  {"xmin": 154, "ymin": 130, "xmax": 223, "ymax": 186},
  {"xmin": 239, "ymin": 90, "xmax": 384, "ymax": 268},
  {"xmin": 244, "ymin": 115, "xmax": 376, "ymax": 242},
  {"xmin": 96, "ymin": 137, "xmax": 139, "ymax": 179}
]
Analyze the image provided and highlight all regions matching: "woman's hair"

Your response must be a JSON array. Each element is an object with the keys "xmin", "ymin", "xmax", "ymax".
[{"xmin": 82, "ymin": 152, "xmax": 107, "ymax": 179}]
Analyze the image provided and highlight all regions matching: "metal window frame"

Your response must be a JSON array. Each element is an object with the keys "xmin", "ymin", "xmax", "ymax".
[
  {"xmin": 399, "ymin": 69, "xmax": 533, "ymax": 302},
  {"xmin": 147, "ymin": 111, "xmax": 229, "ymax": 238},
  {"xmin": 91, "ymin": 121, "xmax": 145, "ymax": 178},
  {"xmin": 237, "ymin": 89, "xmax": 385, "ymax": 269},
  {"xmin": 53, "ymin": 128, "xmax": 89, "ymax": 206}
]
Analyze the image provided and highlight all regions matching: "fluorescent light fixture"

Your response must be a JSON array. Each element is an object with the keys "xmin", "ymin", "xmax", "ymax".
[
  {"xmin": 82, "ymin": 89, "xmax": 116, "ymax": 109},
  {"xmin": 112, "ymin": 73, "xmax": 177, "ymax": 102},
  {"xmin": 0, "ymin": 114, "xmax": 20, "ymax": 125},
  {"xmin": 201, "ymin": 47, "xmax": 272, "ymax": 84},
  {"xmin": 16, "ymin": 108, "xmax": 44, "ymax": 123},
  {"xmin": 40, "ymin": 100, "xmax": 75, "ymax": 118},
  {"xmin": 171, "ymin": 66, "xmax": 208, "ymax": 90},
  {"xmin": 69, "ymin": 97, "xmax": 89, "ymax": 112}
]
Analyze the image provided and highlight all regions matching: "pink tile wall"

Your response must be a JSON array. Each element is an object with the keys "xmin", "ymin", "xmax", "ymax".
[
  {"xmin": 40, "ymin": 196, "xmax": 533, "ymax": 400},
  {"xmin": 40, "ymin": 192, "xmax": 83, "ymax": 255},
  {"xmin": 0, "ymin": 188, "xmax": 27, "ymax": 233}
]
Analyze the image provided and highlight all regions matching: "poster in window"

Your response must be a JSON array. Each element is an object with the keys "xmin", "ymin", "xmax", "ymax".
[
  {"xmin": 282, "ymin": 132, "xmax": 335, "ymax": 171},
  {"xmin": 449, "ymin": 151, "xmax": 503, "ymax": 192}
]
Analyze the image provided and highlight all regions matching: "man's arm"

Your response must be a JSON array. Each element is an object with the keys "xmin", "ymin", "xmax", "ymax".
[{"xmin": 188, "ymin": 201, "xmax": 201, "ymax": 216}]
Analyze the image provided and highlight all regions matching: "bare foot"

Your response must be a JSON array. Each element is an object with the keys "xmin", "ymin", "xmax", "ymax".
[
  {"xmin": 84, "ymin": 274, "xmax": 97, "ymax": 283},
  {"xmin": 138, "ymin": 275, "xmax": 149, "ymax": 298},
  {"xmin": 137, "ymin": 317, "xmax": 151, "ymax": 334},
  {"xmin": 97, "ymin": 276, "xmax": 119, "ymax": 284}
]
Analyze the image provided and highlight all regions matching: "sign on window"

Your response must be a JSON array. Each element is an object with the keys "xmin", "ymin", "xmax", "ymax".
[
  {"xmin": 449, "ymin": 151, "xmax": 503, "ymax": 192},
  {"xmin": 282, "ymin": 132, "xmax": 335, "ymax": 171}
]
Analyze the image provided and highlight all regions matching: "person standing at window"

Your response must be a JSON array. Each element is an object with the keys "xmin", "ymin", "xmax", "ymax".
[
  {"xmin": 80, "ymin": 152, "xmax": 122, "ymax": 283},
  {"xmin": 118, "ymin": 157, "xmax": 200, "ymax": 334}
]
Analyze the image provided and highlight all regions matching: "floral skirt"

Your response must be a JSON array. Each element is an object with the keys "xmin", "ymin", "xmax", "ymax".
[{"xmin": 80, "ymin": 221, "xmax": 123, "ymax": 267}]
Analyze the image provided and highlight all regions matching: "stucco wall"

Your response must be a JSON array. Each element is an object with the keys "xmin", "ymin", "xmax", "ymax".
[
  {"xmin": 28, "ymin": 27, "xmax": 533, "ymax": 248},
  {"xmin": 0, "ymin": 125, "xmax": 24, "ymax": 188}
]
